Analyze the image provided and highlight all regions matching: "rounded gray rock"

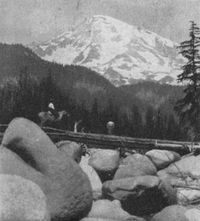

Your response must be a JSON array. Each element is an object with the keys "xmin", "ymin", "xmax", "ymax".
[
  {"xmin": 0, "ymin": 174, "xmax": 50, "ymax": 221},
  {"xmin": 114, "ymin": 154, "xmax": 157, "ymax": 179},
  {"xmin": 80, "ymin": 155, "xmax": 102, "ymax": 200},
  {"xmin": 158, "ymin": 155, "xmax": 200, "ymax": 205},
  {"xmin": 89, "ymin": 149, "xmax": 120, "ymax": 182},
  {"xmin": 151, "ymin": 205, "xmax": 188, "ymax": 221},
  {"xmin": 56, "ymin": 140, "xmax": 84, "ymax": 163},
  {"xmin": 1, "ymin": 118, "xmax": 93, "ymax": 221},
  {"xmin": 146, "ymin": 149, "xmax": 181, "ymax": 170}
]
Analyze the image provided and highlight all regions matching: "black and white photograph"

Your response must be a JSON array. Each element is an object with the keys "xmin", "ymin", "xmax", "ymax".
[{"xmin": 0, "ymin": 0, "xmax": 200, "ymax": 220}]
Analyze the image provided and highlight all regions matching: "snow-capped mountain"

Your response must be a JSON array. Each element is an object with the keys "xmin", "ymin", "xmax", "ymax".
[{"xmin": 30, "ymin": 15, "xmax": 184, "ymax": 86}]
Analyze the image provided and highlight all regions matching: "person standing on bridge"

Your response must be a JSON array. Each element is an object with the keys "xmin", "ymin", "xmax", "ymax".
[{"xmin": 106, "ymin": 121, "xmax": 115, "ymax": 135}]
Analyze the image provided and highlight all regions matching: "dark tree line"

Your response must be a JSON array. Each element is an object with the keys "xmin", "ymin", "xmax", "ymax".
[{"xmin": 0, "ymin": 67, "xmax": 184, "ymax": 140}]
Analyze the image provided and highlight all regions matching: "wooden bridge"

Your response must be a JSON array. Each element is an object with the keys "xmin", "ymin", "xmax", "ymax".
[{"xmin": 0, "ymin": 124, "xmax": 199, "ymax": 154}]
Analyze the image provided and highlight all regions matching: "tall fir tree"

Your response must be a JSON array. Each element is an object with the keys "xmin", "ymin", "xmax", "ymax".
[
  {"xmin": 154, "ymin": 109, "xmax": 165, "ymax": 139},
  {"xmin": 145, "ymin": 106, "xmax": 155, "ymax": 138},
  {"xmin": 91, "ymin": 98, "xmax": 100, "ymax": 133},
  {"xmin": 40, "ymin": 68, "xmax": 56, "ymax": 110},
  {"xmin": 131, "ymin": 105, "xmax": 143, "ymax": 138},
  {"xmin": 13, "ymin": 67, "xmax": 40, "ymax": 121},
  {"xmin": 175, "ymin": 21, "xmax": 200, "ymax": 140}
]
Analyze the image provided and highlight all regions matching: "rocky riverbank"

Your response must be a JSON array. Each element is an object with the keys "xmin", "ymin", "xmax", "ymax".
[{"xmin": 0, "ymin": 118, "xmax": 200, "ymax": 221}]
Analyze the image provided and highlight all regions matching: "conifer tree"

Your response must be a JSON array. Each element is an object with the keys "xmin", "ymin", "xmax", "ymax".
[
  {"xmin": 154, "ymin": 109, "xmax": 164, "ymax": 139},
  {"xmin": 131, "ymin": 105, "xmax": 142, "ymax": 138},
  {"xmin": 166, "ymin": 114, "xmax": 179, "ymax": 140},
  {"xmin": 91, "ymin": 98, "xmax": 100, "ymax": 133},
  {"xmin": 13, "ymin": 67, "xmax": 40, "ymax": 121},
  {"xmin": 175, "ymin": 21, "xmax": 200, "ymax": 139},
  {"xmin": 145, "ymin": 106, "xmax": 155, "ymax": 138},
  {"xmin": 40, "ymin": 68, "xmax": 55, "ymax": 110}
]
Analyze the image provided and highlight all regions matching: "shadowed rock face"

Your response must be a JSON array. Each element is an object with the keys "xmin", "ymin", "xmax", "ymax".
[
  {"xmin": 102, "ymin": 175, "xmax": 177, "ymax": 216},
  {"xmin": 80, "ymin": 199, "xmax": 146, "ymax": 221},
  {"xmin": 1, "ymin": 117, "xmax": 93, "ymax": 221}
]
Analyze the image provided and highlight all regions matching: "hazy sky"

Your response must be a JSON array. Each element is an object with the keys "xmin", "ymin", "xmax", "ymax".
[{"xmin": 0, "ymin": 0, "xmax": 200, "ymax": 44}]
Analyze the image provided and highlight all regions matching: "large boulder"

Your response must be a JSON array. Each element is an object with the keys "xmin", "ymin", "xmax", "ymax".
[
  {"xmin": 81, "ymin": 200, "xmax": 145, "ymax": 221},
  {"xmin": 56, "ymin": 140, "xmax": 83, "ymax": 163},
  {"xmin": 114, "ymin": 154, "xmax": 157, "ymax": 180},
  {"xmin": 1, "ymin": 118, "xmax": 93, "ymax": 221},
  {"xmin": 0, "ymin": 174, "xmax": 50, "ymax": 221},
  {"xmin": 158, "ymin": 155, "xmax": 200, "ymax": 205},
  {"xmin": 145, "ymin": 150, "xmax": 181, "ymax": 170},
  {"xmin": 151, "ymin": 205, "xmax": 188, "ymax": 221},
  {"xmin": 102, "ymin": 175, "xmax": 176, "ymax": 216},
  {"xmin": 185, "ymin": 208, "xmax": 200, "ymax": 221},
  {"xmin": 0, "ymin": 146, "xmax": 46, "ymax": 188},
  {"xmin": 176, "ymin": 188, "xmax": 200, "ymax": 205},
  {"xmin": 80, "ymin": 155, "xmax": 102, "ymax": 200},
  {"xmin": 81, "ymin": 218, "xmax": 144, "ymax": 221},
  {"xmin": 151, "ymin": 206, "xmax": 200, "ymax": 221},
  {"xmin": 89, "ymin": 149, "xmax": 120, "ymax": 182}
]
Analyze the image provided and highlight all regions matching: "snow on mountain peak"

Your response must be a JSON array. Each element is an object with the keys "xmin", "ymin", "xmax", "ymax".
[{"xmin": 30, "ymin": 15, "xmax": 184, "ymax": 86}]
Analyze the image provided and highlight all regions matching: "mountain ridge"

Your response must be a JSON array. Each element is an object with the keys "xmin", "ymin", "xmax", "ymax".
[{"xmin": 30, "ymin": 15, "xmax": 184, "ymax": 86}]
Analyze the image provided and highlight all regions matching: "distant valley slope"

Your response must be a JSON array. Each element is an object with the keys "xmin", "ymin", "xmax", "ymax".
[{"xmin": 30, "ymin": 15, "xmax": 184, "ymax": 86}]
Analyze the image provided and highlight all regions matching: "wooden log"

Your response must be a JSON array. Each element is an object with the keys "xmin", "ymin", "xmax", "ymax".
[
  {"xmin": 0, "ymin": 124, "xmax": 198, "ymax": 154},
  {"xmin": 44, "ymin": 130, "xmax": 200, "ymax": 154}
]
